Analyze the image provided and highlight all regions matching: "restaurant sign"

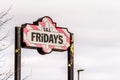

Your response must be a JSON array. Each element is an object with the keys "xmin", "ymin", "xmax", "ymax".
[{"xmin": 21, "ymin": 16, "xmax": 70, "ymax": 53}]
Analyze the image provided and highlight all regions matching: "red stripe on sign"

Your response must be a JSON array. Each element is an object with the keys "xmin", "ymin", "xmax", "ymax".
[
  {"xmin": 39, "ymin": 22, "xmax": 45, "ymax": 27},
  {"xmin": 30, "ymin": 25, "xmax": 40, "ymax": 30},
  {"xmin": 23, "ymin": 39, "xmax": 30, "ymax": 46},
  {"xmin": 35, "ymin": 43, "xmax": 42, "ymax": 47},
  {"xmin": 24, "ymin": 28, "xmax": 28, "ymax": 35},
  {"xmin": 57, "ymin": 28, "xmax": 70, "ymax": 44},
  {"xmin": 46, "ymin": 17, "xmax": 56, "ymax": 27},
  {"xmin": 49, "ymin": 45, "xmax": 55, "ymax": 49},
  {"xmin": 61, "ymin": 45, "xmax": 67, "ymax": 50}
]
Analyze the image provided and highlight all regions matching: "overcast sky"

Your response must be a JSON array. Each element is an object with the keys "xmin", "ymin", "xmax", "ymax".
[{"xmin": 1, "ymin": 0, "xmax": 120, "ymax": 80}]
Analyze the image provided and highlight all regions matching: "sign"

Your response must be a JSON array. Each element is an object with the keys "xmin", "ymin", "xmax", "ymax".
[
  {"xmin": 21, "ymin": 16, "xmax": 70, "ymax": 53},
  {"xmin": 15, "ymin": 16, "xmax": 74, "ymax": 80}
]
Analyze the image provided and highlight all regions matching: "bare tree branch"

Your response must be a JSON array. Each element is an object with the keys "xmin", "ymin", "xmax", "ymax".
[
  {"xmin": 0, "ymin": 17, "xmax": 12, "ymax": 27},
  {"xmin": 22, "ymin": 70, "xmax": 32, "ymax": 80},
  {"xmin": 0, "ymin": 5, "xmax": 13, "ymax": 28},
  {"xmin": 0, "ymin": 7, "xmax": 11, "ymax": 19},
  {"xmin": 1, "ymin": 69, "xmax": 13, "ymax": 80},
  {"xmin": 0, "ymin": 31, "xmax": 9, "ymax": 41},
  {"xmin": 22, "ymin": 65, "xmax": 32, "ymax": 80},
  {"xmin": 0, "ymin": 6, "xmax": 13, "ymax": 51},
  {"xmin": 0, "ymin": 40, "xmax": 13, "ymax": 51}
]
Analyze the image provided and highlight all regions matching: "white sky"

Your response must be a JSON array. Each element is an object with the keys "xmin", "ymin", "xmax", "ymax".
[{"xmin": 1, "ymin": 0, "xmax": 120, "ymax": 80}]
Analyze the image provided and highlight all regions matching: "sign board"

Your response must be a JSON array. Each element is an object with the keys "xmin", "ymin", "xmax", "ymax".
[{"xmin": 21, "ymin": 16, "xmax": 70, "ymax": 53}]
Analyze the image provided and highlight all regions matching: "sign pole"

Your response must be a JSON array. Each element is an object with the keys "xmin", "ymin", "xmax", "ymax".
[
  {"xmin": 15, "ymin": 27, "xmax": 21, "ymax": 80},
  {"xmin": 68, "ymin": 33, "xmax": 74, "ymax": 80}
]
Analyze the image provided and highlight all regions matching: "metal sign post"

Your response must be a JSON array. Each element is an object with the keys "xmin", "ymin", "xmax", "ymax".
[
  {"xmin": 68, "ymin": 33, "xmax": 74, "ymax": 80},
  {"xmin": 77, "ymin": 69, "xmax": 84, "ymax": 80},
  {"xmin": 15, "ymin": 27, "xmax": 21, "ymax": 80}
]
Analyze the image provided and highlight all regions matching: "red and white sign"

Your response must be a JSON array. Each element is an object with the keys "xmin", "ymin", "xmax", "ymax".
[{"xmin": 22, "ymin": 16, "xmax": 70, "ymax": 53}]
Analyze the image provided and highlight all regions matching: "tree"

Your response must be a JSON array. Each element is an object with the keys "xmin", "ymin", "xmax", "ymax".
[
  {"xmin": 0, "ymin": 7, "xmax": 12, "ymax": 51},
  {"xmin": 0, "ymin": 7, "xmax": 14, "ymax": 80},
  {"xmin": 0, "ymin": 8, "xmax": 31, "ymax": 80}
]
